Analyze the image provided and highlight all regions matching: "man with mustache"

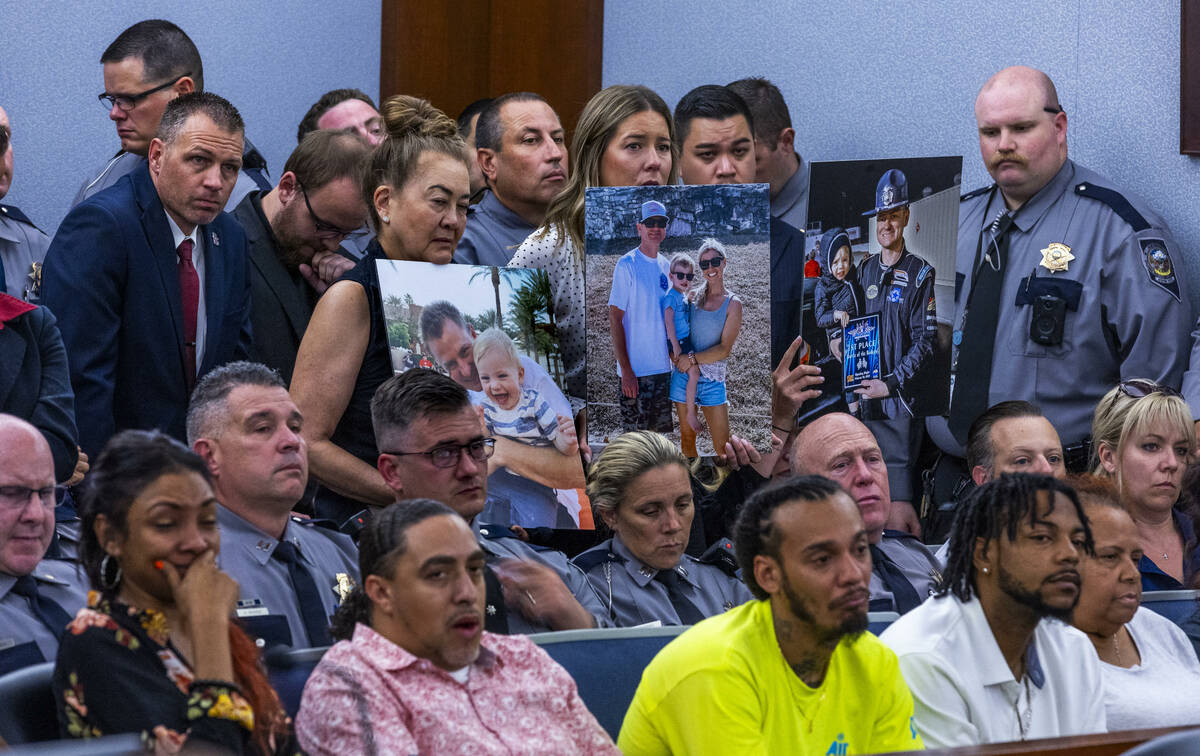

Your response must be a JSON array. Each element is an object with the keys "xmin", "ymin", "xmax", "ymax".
[
  {"xmin": 619, "ymin": 475, "xmax": 923, "ymax": 755},
  {"xmin": 881, "ymin": 474, "xmax": 1106, "ymax": 747},
  {"xmin": 188, "ymin": 361, "xmax": 359, "ymax": 650},
  {"xmin": 454, "ymin": 92, "xmax": 568, "ymax": 266},
  {"xmin": 929, "ymin": 66, "xmax": 1194, "ymax": 476}
]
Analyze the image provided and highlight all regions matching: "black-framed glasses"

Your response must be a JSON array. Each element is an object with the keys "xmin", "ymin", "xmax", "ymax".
[
  {"xmin": 381, "ymin": 438, "xmax": 495, "ymax": 469},
  {"xmin": 97, "ymin": 72, "xmax": 191, "ymax": 112},
  {"xmin": 641, "ymin": 217, "xmax": 668, "ymax": 229},
  {"xmin": 698, "ymin": 255, "xmax": 725, "ymax": 270},
  {"xmin": 0, "ymin": 484, "xmax": 62, "ymax": 512},
  {"xmin": 672, "ymin": 272, "xmax": 694, "ymax": 281},
  {"xmin": 300, "ymin": 184, "xmax": 356, "ymax": 239},
  {"xmin": 1118, "ymin": 379, "xmax": 1182, "ymax": 400},
  {"xmin": 1043, "ymin": 106, "xmax": 1066, "ymax": 116},
  {"xmin": 0, "ymin": 125, "xmax": 8, "ymax": 156}
]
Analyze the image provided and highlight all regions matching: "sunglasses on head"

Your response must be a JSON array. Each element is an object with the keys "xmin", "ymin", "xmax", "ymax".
[
  {"xmin": 641, "ymin": 217, "xmax": 668, "ymax": 228},
  {"xmin": 672, "ymin": 271, "xmax": 694, "ymax": 281},
  {"xmin": 698, "ymin": 255, "xmax": 725, "ymax": 270},
  {"xmin": 1118, "ymin": 379, "xmax": 1182, "ymax": 400}
]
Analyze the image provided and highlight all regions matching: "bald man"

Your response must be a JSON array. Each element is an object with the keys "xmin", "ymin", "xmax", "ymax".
[
  {"xmin": 792, "ymin": 413, "xmax": 939, "ymax": 614},
  {"xmin": 0, "ymin": 414, "xmax": 87, "ymax": 674},
  {"xmin": 929, "ymin": 65, "xmax": 1194, "ymax": 473}
]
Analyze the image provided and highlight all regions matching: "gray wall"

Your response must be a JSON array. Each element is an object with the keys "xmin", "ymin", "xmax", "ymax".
[
  {"xmin": 0, "ymin": 0, "xmax": 380, "ymax": 233},
  {"xmin": 604, "ymin": 0, "xmax": 1200, "ymax": 305}
]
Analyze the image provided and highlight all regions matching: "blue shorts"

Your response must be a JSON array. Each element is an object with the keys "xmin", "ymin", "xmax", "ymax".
[{"xmin": 670, "ymin": 369, "xmax": 726, "ymax": 406}]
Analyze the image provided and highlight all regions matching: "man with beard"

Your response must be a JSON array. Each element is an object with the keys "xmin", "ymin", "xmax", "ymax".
[
  {"xmin": 618, "ymin": 475, "xmax": 923, "ymax": 755},
  {"xmin": 881, "ymin": 474, "xmax": 1106, "ymax": 747},
  {"xmin": 232, "ymin": 129, "xmax": 370, "ymax": 384}
]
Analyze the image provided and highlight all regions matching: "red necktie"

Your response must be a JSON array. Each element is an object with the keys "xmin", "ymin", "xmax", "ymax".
[{"xmin": 177, "ymin": 238, "xmax": 199, "ymax": 392}]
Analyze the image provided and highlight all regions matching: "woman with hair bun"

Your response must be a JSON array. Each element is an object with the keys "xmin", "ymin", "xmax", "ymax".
[{"xmin": 291, "ymin": 95, "xmax": 474, "ymax": 523}]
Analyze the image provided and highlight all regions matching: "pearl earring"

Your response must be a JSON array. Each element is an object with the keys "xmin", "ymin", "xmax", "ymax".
[
  {"xmin": 381, "ymin": 215, "xmax": 390, "ymax": 224},
  {"xmin": 982, "ymin": 567, "xmax": 990, "ymax": 574}
]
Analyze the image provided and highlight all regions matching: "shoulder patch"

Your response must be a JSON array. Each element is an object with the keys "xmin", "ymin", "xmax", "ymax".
[
  {"xmin": 960, "ymin": 184, "xmax": 993, "ymax": 202},
  {"xmin": 1074, "ymin": 183, "xmax": 1150, "ymax": 232},
  {"xmin": 1140, "ymin": 237, "xmax": 1181, "ymax": 301},
  {"xmin": 0, "ymin": 204, "xmax": 41, "ymax": 231}
]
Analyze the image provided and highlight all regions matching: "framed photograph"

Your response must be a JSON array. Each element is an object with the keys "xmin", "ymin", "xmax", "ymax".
[
  {"xmin": 584, "ymin": 183, "xmax": 772, "ymax": 456},
  {"xmin": 375, "ymin": 260, "xmax": 592, "ymax": 529},
  {"xmin": 806, "ymin": 156, "xmax": 961, "ymax": 420}
]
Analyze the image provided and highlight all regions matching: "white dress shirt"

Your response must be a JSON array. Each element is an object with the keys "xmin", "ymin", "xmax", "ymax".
[
  {"xmin": 880, "ymin": 593, "xmax": 1106, "ymax": 747},
  {"xmin": 165, "ymin": 212, "xmax": 207, "ymax": 371}
]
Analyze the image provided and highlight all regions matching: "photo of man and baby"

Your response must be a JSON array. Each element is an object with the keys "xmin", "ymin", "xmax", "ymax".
[
  {"xmin": 584, "ymin": 184, "xmax": 773, "ymax": 457},
  {"xmin": 375, "ymin": 260, "xmax": 590, "ymax": 529}
]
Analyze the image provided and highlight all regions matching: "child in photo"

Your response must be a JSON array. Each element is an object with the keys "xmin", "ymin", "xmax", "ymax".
[
  {"xmin": 473, "ymin": 327, "xmax": 578, "ymax": 456},
  {"xmin": 813, "ymin": 227, "xmax": 862, "ymax": 362},
  {"xmin": 662, "ymin": 252, "xmax": 703, "ymax": 432}
]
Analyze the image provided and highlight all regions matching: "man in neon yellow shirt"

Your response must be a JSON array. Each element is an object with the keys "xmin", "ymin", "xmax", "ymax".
[{"xmin": 618, "ymin": 475, "xmax": 924, "ymax": 755}]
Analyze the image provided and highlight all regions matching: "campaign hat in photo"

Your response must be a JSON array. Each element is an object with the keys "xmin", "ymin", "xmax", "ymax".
[
  {"xmin": 862, "ymin": 169, "xmax": 909, "ymax": 217},
  {"xmin": 640, "ymin": 200, "xmax": 668, "ymax": 222}
]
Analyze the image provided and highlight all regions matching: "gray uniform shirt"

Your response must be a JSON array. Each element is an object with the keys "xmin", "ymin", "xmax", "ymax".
[
  {"xmin": 454, "ymin": 190, "xmax": 537, "ymax": 267},
  {"xmin": 0, "ymin": 205, "xmax": 49, "ymax": 300},
  {"xmin": 572, "ymin": 536, "xmax": 752, "ymax": 627},
  {"xmin": 771, "ymin": 157, "xmax": 810, "ymax": 232},
  {"xmin": 928, "ymin": 159, "xmax": 1195, "ymax": 457},
  {"xmin": 71, "ymin": 139, "xmax": 270, "ymax": 213},
  {"xmin": 869, "ymin": 531, "xmax": 941, "ymax": 613},
  {"xmin": 217, "ymin": 505, "xmax": 359, "ymax": 649},
  {"xmin": 473, "ymin": 520, "xmax": 612, "ymax": 633},
  {"xmin": 0, "ymin": 559, "xmax": 88, "ymax": 672}
]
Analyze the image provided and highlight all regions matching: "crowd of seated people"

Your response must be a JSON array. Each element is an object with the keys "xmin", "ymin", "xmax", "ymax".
[{"xmin": 5, "ymin": 13, "xmax": 1200, "ymax": 754}]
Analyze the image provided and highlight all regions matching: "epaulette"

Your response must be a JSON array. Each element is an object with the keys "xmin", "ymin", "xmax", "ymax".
[
  {"xmin": 573, "ymin": 543, "xmax": 624, "ymax": 571},
  {"xmin": 1074, "ymin": 182, "xmax": 1150, "ymax": 232},
  {"xmin": 476, "ymin": 523, "xmax": 555, "ymax": 553},
  {"xmin": 697, "ymin": 538, "xmax": 740, "ymax": 578},
  {"xmin": 960, "ymin": 184, "xmax": 993, "ymax": 202},
  {"xmin": 0, "ymin": 204, "xmax": 42, "ymax": 232},
  {"xmin": 882, "ymin": 528, "xmax": 921, "ymax": 542},
  {"xmin": 291, "ymin": 515, "xmax": 344, "ymax": 532},
  {"xmin": 915, "ymin": 263, "xmax": 933, "ymax": 287}
]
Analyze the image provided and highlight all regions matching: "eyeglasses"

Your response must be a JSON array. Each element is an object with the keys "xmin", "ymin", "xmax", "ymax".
[
  {"xmin": 0, "ymin": 126, "xmax": 9, "ymax": 156},
  {"xmin": 300, "ymin": 184, "xmax": 356, "ymax": 239},
  {"xmin": 0, "ymin": 484, "xmax": 61, "ymax": 512},
  {"xmin": 1043, "ymin": 106, "xmax": 1066, "ymax": 116},
  {"xmin": 1118, "ymin": 379, "xmax": 1182, "ymax": 400},
  {"xmin": 672, "ymin": 272, "xmax": 694, "ymax": 281},
  {"xmin": 641, "ymin": 217, "xmax": 668, "ymax": 229},
  {"xmin": 97, "ymin": 72, "xmax": 192, "ymax": 112},
  {"xmin": 698, "ymin": 256, "xmax": 725, "ymax": 270},
  {"xmin": 381, "ymin": 438, "xmax": 496, "ymax": 469}
]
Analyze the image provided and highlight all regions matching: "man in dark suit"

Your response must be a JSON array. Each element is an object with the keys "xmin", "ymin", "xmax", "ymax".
[
  {"xmin": 43, "ymin": 92, "xmax": 252, "ymax": 460},
  {"xmin": 231, "ymin": 129, "xmax": 370, "ymax": 385}
]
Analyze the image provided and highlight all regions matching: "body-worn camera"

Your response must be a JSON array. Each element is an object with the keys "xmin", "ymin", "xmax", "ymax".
[{"xmin": 1030, "ymin": 294, "xmax": 1067, "ymax": 346}]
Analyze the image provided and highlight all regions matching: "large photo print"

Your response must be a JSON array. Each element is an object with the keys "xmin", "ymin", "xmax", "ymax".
[
  {"xmin": 806, "ymin": 157, "xmax": 962, "ymax": 420},
  {"xmin": 584, "ymin": 184, "xmax": 772, "ymax": 456},
  {"xmin": 376, "ymin": 260, "xmax": 591, "ymax": 529}
]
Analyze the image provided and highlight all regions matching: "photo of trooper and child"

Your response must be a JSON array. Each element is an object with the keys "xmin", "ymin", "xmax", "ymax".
[
  {"xmin": 584, "ymin": 184, "xmax": 773, "ymax": 456},
  {"xmin": 375, "ymin": 260, "xmax": 591, "ymax": 529},
  {"xmin": 805, "ymin": 156, "xmax": 962, "ymax": 420}
]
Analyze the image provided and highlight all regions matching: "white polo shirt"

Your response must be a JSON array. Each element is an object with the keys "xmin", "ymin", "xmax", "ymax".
[{"xmin": 880, "ymin": 593, "xmax": 1105, "ymax": 748}]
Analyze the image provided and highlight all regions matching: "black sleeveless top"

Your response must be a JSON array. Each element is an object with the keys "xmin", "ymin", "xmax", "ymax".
[{"xmin": 314, "ymin": 240, "xmax": 393, "ymax": 523}]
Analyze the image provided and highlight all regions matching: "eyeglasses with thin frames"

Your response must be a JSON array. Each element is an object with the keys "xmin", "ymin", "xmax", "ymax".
[
  {"xmin": 300, "ymin": 183, "xmax": 356, "ymax": 239},
  {"xmin": 0, "ymin": 484, "xmax": 63, "ymax": 512},
  {"xmin": 380, "ymin": 438, "xmax": 496, "ymax": 469},
  {"xmin": 97, "ymin": 72, "xmax": 192, "ymax": 112}
]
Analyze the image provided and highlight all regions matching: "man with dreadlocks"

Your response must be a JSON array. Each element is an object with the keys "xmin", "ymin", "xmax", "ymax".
[{"xmin": 881, "ymin": 474, "xmax": 1106, "ymax": 747}]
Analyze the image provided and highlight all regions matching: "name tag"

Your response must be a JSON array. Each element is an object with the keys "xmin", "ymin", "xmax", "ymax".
[
  {"xmin": 0, "ymin": 638, "xmax": 15, "ymax": 651},
  {"xmin": 236, "ymin": 607, "xmax": 269, "ymax": 618}
]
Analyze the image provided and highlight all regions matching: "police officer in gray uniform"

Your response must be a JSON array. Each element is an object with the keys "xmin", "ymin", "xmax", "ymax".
[
  {"xmin": 930, "ymin": 66, "xmax": 1195, "ymax": 471},
  {"xmin": 188, "ymin": 362, "xmax": 358, "ymax": 649},
  {"xmin": 573, "ymin": 430, "xmax": 751, "ymax": 627},
  {"xmin": 0, "ymin": 106, "xmax": 48, "ymax": 301},
  {"xmin": 74, "ymin": 20, "xmax": 269, "ymax": 212},
  {"xmin": 0, "ymin": 415, "xmax": 88, "ymax": 674}
]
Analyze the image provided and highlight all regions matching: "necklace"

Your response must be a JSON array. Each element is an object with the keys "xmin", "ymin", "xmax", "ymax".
[{"xmin": 1112, "ymin": 632, "xmax": 1123, "ymax": 666}]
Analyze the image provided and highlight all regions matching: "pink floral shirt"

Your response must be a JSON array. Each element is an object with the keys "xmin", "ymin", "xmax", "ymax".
[{"xmin": 295, "ymin": 624, "xmax": 618, "ymax": 755}]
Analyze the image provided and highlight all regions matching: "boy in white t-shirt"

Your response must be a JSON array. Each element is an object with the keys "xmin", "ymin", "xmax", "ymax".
[{"xmin": 607, "ymin": 200, "xmax": 674, "ymax": 433}]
